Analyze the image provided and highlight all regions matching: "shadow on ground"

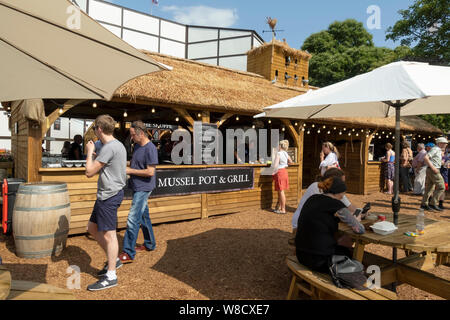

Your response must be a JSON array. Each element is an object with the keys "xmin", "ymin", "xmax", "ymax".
[{"xmin": 152, "ymin": 228, "xmax": 292, "ymax": 300}]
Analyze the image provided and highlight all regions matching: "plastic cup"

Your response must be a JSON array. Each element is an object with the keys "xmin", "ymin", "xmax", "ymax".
[{"xmin": 377, "ymin": 215, "xmax": 386, "ymax": 221}]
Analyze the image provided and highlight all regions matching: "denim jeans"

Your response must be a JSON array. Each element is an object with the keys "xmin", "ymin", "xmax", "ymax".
[{"xmin": 122, "ymin": 191, "xmax": 156, "ymax": 259}]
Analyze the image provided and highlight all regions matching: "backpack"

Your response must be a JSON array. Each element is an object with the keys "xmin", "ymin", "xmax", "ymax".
[{"xmin": 328, "ymin": 255, "xmax": 368, "ymax": 290}]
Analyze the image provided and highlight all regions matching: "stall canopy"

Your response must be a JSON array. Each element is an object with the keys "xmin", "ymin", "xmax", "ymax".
[
  {"xmin": 256, "ymin": 61, "xmax": 450, "ymax": 119},
  {"xmin": 0, "ymin": 0, "xmax": 170, "ymax": 102}
]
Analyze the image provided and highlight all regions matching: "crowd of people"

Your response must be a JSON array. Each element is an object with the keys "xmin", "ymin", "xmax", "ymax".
[
  {"xmin": 380, "ymin": 138, "xmax": 449, "ymax": 211},
  {"xmin": 278, "ymin": 137, "xmax": 448, "ymax": 281}
]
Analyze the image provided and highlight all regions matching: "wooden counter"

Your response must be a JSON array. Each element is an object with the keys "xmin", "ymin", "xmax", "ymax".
[
  {"xmin": 39, "ymin": 164, "xmax": 300, "ymax": 235},
  {"xmin": 366, "ymin": 161, "xmax": 384, "ymax": 194}
]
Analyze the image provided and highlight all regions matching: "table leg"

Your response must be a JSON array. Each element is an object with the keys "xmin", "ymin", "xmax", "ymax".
[{"xmin": 353, "ymin": 240, "xmax": 366, "ymax": 262}]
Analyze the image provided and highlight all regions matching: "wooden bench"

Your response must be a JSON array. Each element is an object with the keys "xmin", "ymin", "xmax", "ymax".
[
  {"xmin": 286, "ymin": 256, "xmax": 397, "ymax": 300},
  {"xmin": 0, "ymin": 265, "xmax": 75, "ymax": 300}
]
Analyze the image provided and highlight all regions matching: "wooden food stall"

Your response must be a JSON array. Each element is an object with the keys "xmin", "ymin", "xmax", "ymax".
[{"xmin": 6, "ymin": 52, "xmax": 443, "ymax": 236}]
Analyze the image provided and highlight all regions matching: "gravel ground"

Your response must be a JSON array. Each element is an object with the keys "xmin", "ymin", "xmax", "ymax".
[{"xmin": 0, "ymin": 191, "xmax": 448, "ymax": 300}]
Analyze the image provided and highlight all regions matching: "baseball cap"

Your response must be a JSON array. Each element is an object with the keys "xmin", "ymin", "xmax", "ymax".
[{"xmin": 425, "ymin": 143, "xmax": 435, "ymax": 148}]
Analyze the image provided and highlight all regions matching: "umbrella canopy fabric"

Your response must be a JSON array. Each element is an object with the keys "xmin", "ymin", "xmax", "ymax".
[
  {"xmin": 0, "ymin": 0, "xmax": 169, "ymax": 102},
  {"xmin": 257, "ymin": 61, "xmax": 450, "ymax": 119}
]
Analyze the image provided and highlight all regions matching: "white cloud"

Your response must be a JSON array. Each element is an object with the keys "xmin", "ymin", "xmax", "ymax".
[{"xmin": 161, "ymin": 5, "xmax": 238, "ymax": 28}]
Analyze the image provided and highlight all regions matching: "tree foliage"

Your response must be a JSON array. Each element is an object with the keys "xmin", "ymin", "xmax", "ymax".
[
  {"xmin": 419, "ymin": 114, "xmax": 450, "ymax": 133},
  {"xmin": 302, "ymin": 19, "xmax": 411, "ymax": 87},
  {"xmin": 386, "ymin": 0, "xmax": 449, "ymax": 65}
]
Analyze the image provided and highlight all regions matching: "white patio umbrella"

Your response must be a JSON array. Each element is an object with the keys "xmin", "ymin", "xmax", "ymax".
[
  {"xmin": 256, "ymin": 61, "xmax": 450, "ymax": 270},
  {"xmin": 0, "ymin": 0, "xmax": 170, "ymax": 101}
]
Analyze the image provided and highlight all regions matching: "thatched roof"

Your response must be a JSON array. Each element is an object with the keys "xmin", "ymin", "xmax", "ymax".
[
  {"xmin": 247, "ymin": 39, "xmax": 312, "ymax": 60},
  {"xmin": 115, "ymin": 51, "xmax": 306, "ymax": 114},
  {"xmin": 114, "ymin": 52, "xmax": 441, "ymax": 134}
]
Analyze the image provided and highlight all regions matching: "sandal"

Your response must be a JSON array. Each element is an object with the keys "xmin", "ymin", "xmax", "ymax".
[{"xmin": 275, "ymin": 210, "xmax": 286, "ymax": 214}]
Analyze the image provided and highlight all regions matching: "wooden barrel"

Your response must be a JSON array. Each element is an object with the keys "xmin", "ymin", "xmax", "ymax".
[{"xmin": 12, "ymin": 182, "xmax": 71, "ymax": 259}]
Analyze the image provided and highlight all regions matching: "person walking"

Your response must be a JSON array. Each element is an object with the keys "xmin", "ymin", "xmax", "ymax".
[
  {"xmin": 85, "ymin": 115, "xmax": 127, "ymax": 291},
  {"xmin": 421, "ymin": 137, "xmax": 448, "ymax": 212},
  {"xmin": 119, "ymin": 121, "xmax": 158, "ymax": 263},
  {"xmin": 438, "ymin": 145, "xmax": 449, "ymax": 209},
  {"xmin": 319, "ymin": 141, "xmax": 340, "ymax": 176},
  {"xmin": 273, "ymin": 140, "xmax": 293, "ymax": 214},
  {"xmin": 381, "ymin": 143, "xmax": 395, "ymax": 194},
  {"xmin": 399, "ymin": 141, "xmax": 413, "ymax": 193},
  {"xmin": 412, "ymin": 143, "xmax": 427, "ymax": 195}
]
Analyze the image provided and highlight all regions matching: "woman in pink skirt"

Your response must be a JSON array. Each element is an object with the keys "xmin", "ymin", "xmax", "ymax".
[{"xmin": 273, "ymin": 140, "xmax": 293, "ymax": 214}]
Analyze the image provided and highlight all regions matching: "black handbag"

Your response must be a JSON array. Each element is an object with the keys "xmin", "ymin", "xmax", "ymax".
[{"xmin": 328, "ymin": 255, "xmax": 368, "ymax": 290}]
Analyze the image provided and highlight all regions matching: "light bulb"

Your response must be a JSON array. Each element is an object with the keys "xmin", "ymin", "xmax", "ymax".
[
  {"xmin": 323, "ymin": 125, "xmax": 326, "ymax": 129},
  {"xmin": 312, "ymin": 124, "xmax": 315, "ymax": 128},
  {"xmin": 352, "ymin": 128, "xmax": 355, "ymax": 132},
  {"xmin": 59, "ymin": 108, "xmax": 63, "ymax": 114},
  {"xmin": 302, "ymin": 128, "xmax": 305, "ymax": 131},
  {"xmin": 333, "ymin": 127, "xmax": 336, "ymax": 130},
  {"xmin": 123, "ymin": 111, "xmax": 128, "ymax": 117},
  {"xmin": 339, "ymin": 131, "xmax": 342, "ymax": 135},
  {"xmin": 317, "ymin": 129, "xmax": 321, "ymax": 133},
  {"xmin": 307, "ymin": 130, "xmax": 310, "ymax": 134},
  {"xmin": 252, "ymin": 125, "xmax": 255, "ymax": 129},
  {"xmin": 92, "ymin": 102, "xmax": 97, "ymax": 108},
  {"xmin": 294, "ymin": 122, "xmax": 298, "ymax": 126},
  {"xmin": 303, "ymin": 123, "xmax": 306, "ymax": 127},
  {"xmin": 198, "ymin": 113, "xmax": 201, "ymax": 118},
  {"xmin": 152, "ymin": 108, "xmax": 155, "ymax": 113},
  {"xmin": 175, "ymin": 117, "xmax": 179, "ymax": 122},
  {"xmin": 361, "ymin": 129, "xmax": 364, "ymax": 132},
  {"xmin": 348, "ymin": 132, "xmax": 351, "ymax": 136},
  {"xmin": 327, "ymin": 131, "xmax": 330, "ymax": 134},
  {"xmin": 282, "ymin": 127, "xmax": 285, "ymax": 131},
  {"xmin": 236, "ymin": 116, "xmax": 239, "ymax": 121},
  {"xmin": 356, "ymin": 133, "xmax": 359, "ymax": 136},
  {"xmin": 268, "ymin": 120, "xmax": 272, "ymax": 124}
]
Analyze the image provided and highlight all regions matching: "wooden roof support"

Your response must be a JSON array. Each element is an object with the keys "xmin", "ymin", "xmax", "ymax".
[
  {"xmin": 216, "ymin": 113, "xmax": 233, "ymax": 128},
  {"xmin": 281, "ymin": 119, "xmax": 299, "ymax": 148},
  {"xmin": 42, "ymin": 99, "xmax": 85, "ymax": 138},
  {"xmin": 173, "ymin": 107, "xmax": 195, "ymax": 129}
]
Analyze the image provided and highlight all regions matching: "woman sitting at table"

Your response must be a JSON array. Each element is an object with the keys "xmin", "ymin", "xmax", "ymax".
[{"xmin": 295, "ymin": 177, "xmax": 365, "ymax": 273}]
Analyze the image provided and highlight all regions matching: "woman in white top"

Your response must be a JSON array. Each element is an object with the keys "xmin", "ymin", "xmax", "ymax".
[
  {"xmin": 319, "ymin": 141, "xmax": 340, "ymax": 176},
  {"xmin": 273, "ymin": 140, "xmax": 293, "ymax": 214}
]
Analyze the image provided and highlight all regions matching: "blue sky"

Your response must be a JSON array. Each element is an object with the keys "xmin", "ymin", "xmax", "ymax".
[{"xmin": 106, "ymin": 0, "xmax": 415, "ymax": 49}]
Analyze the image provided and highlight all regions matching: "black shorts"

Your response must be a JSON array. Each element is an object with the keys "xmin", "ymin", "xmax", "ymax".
[{"xmin": 89, "ymin": 190, "xmax": 124, "ymax": 232}]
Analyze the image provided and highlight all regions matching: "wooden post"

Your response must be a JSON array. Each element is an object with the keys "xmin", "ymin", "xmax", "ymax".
[
  {"xmin": 41, "ymin": 99, "xmax": 85, "ymax": 138},
  {"xmin": 216, "ymin": 113, "xmax": 233, "ymax": 128},
  {"xmin": 297, "ymin": 121, "xmax": 305, "ymax": 200},
  {"xmin": 28, "ymin": 121, "xmax": 43, "ymax": 183},
  {"xmin": 173, "ymin": 107, "xmax": 195, "ymax": 130}
]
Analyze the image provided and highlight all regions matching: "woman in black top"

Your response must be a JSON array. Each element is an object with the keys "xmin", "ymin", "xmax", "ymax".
[{"xmin": 295, "ymin": 177, "xmax": 365, "ymax": 273}]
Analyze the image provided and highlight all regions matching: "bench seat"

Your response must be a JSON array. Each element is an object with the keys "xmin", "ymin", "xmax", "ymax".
[{"xmin": 286, "ymin": 255, "xmax": 397, "ymax": 300}]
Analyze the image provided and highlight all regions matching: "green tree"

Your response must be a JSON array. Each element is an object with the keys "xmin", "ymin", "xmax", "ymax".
[
  {"xmin": 302, "ymin": 19, "xmax": 411, "ymax": 87},
  {"xmin": 419, "ymin": 114, "xmax": 450, "ymax": 132},
  {"xmin": 386, "ymin": 0, "xmax": 449, "ymax": 65}
]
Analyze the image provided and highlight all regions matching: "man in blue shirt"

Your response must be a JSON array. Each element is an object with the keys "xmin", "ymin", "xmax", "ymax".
[{"xmin": 119, "ymin": 121, "xmax": 158, "ymax": 263}]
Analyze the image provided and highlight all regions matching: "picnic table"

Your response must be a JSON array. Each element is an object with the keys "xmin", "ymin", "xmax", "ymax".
[{"xmin": 339, "ymin": 212, "xmax": 450, "ymax": 299}]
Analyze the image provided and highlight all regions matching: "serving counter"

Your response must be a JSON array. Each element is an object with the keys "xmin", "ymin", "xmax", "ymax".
[{"xmin": 39, "ymin": 164, "xmax": 300, "ymax": 235}]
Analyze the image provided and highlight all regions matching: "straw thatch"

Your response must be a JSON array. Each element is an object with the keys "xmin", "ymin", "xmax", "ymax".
[
  {"xmin": 247, "ymin": 39, "xmax": 312, "ymax": 60},
  {"xmin": 114, "ymin": 51, "xmax": 441, "ymax": 134},
  {"xmin": 115, "ymin": 51, "xmax": 306, "ymax": 114}
]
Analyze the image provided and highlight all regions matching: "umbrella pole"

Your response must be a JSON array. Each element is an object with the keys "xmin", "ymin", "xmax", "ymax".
[{"xmin": 391, "ymin": 105, "xmax": 402, "ymax": 292}]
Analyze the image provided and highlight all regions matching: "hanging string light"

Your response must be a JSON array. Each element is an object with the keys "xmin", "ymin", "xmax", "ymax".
[
  {"xmin": 302, "ymin": 127, "xmax": 305, "ymax": 132},
  {"xmin": 59, "ymin": 108, "xmax": 63, "ymax": 114},
  {"xmin": 123, "ymin": 110, "xmax": 128, "ymax": 118},
  {"xmin": 317, "ymin": 129, "xmax": 321, "ymax": 133},
  {"xmin": 356, "ymin": 133, "xmax": 359, "ymax": 137},
  {"xmin": 322, "ymin": 125, "xmax": 326, "ymax": 129},
  {"xmin": 175, "ymin": 116, "xmax": 179, "ymax": 122},
  {"xmin": 307, "ymin": 130, "xmax": 311, "ymax": 134},
  {"xmin": 198, "ymin": 113, "xmax": 201, "ymax": 118},
  {"xmin": 339, "ymin": 131, "xmax": 342, "ymax": 135},
  {"xmin": 343, "ymin": 127, "xmax": 347, "ymax": 131},
  {"xmin": 333, "ymin": 127, "xmax": 337, "ymax": 130},
  {"xmin": 268, "ymin": 119, "xmax": 272, "ymax": 124},
  {"xmin": 151, "ymin": 108, "xmax": 156, "ymax": 113},
  {"xmin": 294, "ymin": 122, "xmax": 298, "ymax": 126},
  {"xmin": 236, "ymin": 116, "xmax": 239, "ymax": 121},
  {"xmin": 312, "ymin": 124, "xmax": 315, "ymax": 128},
  {"xmin": 92, "ymin": 102, "xmax": 97, "ymax": 108},
  {"xmin": 327, "ymin": 130, "xmax": 331, "ymax": 134},
  {"xmin": 282, "ymin": 127, "xmax": 285, "ymax": 132}
]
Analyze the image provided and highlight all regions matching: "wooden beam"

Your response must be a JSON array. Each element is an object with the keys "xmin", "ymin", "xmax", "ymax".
[
  {"xmin": 281, "ymin": 119, "xmax": 299, "ymax": 148},
  {"xmin": 42, "ymin": 99, "xmax": 85, "ymax": 138},
  {"xmin": 28, "ymin": 121, "xmax": 43, "ymax": 183},
  {"xmin": 216, "ymin": 113, "xmax": 233, "ymax": 128},
  {"xmin": 173, "ymin": 107, "xmax": 195, "ymax": 128},
  {"xmin": 396, "ymin": 263, "xmax": 450, "ymax": 299},
  {"xmin": 297, "ymin": 121, "xmax": 305, "ymax": 200},
  {"xmin": 201, "ymin": 111, "xmax": 210, "ymax": 124}
]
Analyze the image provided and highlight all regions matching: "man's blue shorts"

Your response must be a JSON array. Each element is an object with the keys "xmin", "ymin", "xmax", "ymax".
[{"xmin": 89, "ymin": 190, "xmax": 124, "ymax": 232}]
